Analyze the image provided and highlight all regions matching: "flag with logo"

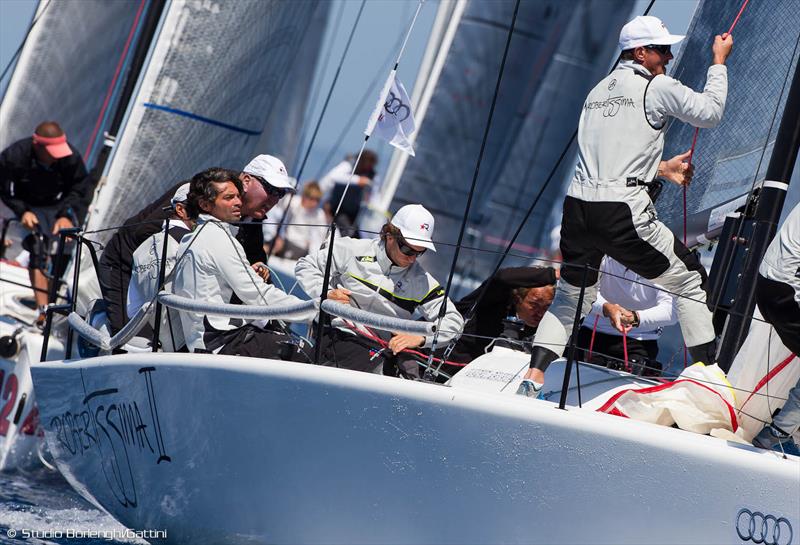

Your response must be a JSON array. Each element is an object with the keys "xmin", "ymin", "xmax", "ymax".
[{"xmin": 364, "ymin": 70, "xmax": 416, "ymax": 156}]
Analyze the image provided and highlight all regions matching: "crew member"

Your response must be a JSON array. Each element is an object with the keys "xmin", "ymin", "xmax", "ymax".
[
  {"xmin": 0, "ymin": 121, "xmax": 95, "ymax": 323},
  {"xmin": 449, "ymin": 266, "xmax": 557, "ymax": 363},
  {"xmin": 519, "ymin": 16, "xmax": 733, "ymax": 398},
  {"xmin": 576, "ymin": 257, "xmax": 677, "ymax": 376},
  {"xmin": 173, "ymin": 168, "xmax": 305, "ymax": 357},
  {"xmin": 319, "ymin": 150, "xmax": 378, "ymax": 236},
  {"xmin": 127, "ymin": 183, "xmax": 193, "ymax": 351},
  {"xmin": 295, "ymin": 204, "xmax": 464, "ymax": 378},
  {"xmin": 263, "ymin": 181, "xmax": 327, "ymax": 260},
  {"xmin": 752, "ymin": 203, "xmax": 800, "ymax": 450}
]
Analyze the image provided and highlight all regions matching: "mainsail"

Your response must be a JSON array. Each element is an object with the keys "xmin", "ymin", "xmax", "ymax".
[
  {"xmin": 87, "ymin": 0, "xmax": 330, "ymax": 232},
  {"xmin": 383, "ymin": 0, "xmax": 633, "ymax": 290},
  {"xmin": 0, "ymin": 0, "xmax": 149, "ymax": 159},
  {"xmin": 657, "ymin": 0, "xmax": 800, "ymax": 244}
]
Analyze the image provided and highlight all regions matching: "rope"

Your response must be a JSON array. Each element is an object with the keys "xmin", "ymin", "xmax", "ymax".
[
  {"xmin": 622, "ymin": 328, "xmax": 630, "ymax": 373},
  {"xmin": 588, "ymin": 314, "xmax": 600, "ymax": 361}
]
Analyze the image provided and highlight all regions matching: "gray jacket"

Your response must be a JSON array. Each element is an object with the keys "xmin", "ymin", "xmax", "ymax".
[{"xmin": 295, "ymin": 237, "xmax": 463, "ymax": 347}]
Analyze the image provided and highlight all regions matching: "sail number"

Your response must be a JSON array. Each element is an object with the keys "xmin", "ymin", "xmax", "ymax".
[{"xmin": 0, "ymin": 370, "xmax": 39, "ymax": 437}]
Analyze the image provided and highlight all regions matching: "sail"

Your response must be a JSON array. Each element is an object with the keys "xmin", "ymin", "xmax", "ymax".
[
  {"xmin": 656, "ymin": 0, "xmax": 800, "ymax": 244},
  {"xmin": 386, "ymin": 0, "xmax": 633, "ymax": 290},
  {"xmin": 0, "ymin": 0, "xmax": 149, "ymax": 161},
  {"xmin": 87, "ymin": 0, "xmax": 329, "ymax": 232}
]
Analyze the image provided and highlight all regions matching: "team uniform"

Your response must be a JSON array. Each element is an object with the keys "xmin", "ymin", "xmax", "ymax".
[{"xmin": 530, "ymin": 58, "xmax": 728, "ymax": 373}]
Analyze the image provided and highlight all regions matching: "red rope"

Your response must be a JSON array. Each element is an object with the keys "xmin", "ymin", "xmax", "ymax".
[
  {"xmin": 588, "ymin": 314, "xmax": 600, "ymax": 361},
  {"xmin": 622, "ymin": 328, "xmax": 630, "ymax": 373},
  {"xmin": 727, "ymin": 0, "xmax": 750, "ymax": 34},
  {"xmin": 344, "ymin": 323, "xmax": 467, "ymax": 367},
  {"xmin": 84, "ymin": 0, "xmax": 147, "ymax": 160}
]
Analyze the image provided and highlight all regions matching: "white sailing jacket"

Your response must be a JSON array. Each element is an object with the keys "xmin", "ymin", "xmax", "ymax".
[
  {"xmin": 760, "ymin": 202, "xmax": 800, "ymax": 304},
  {"xmin": 568, "ymin": 61, "xmax": 727, "ymax": 204},
  {"xmin": 295, "ymin": 237, "xmax": 464, "ymax": 347},
  {"xmin": 173, "ymin": 214, "xmax": 306, "ymax": 352}
]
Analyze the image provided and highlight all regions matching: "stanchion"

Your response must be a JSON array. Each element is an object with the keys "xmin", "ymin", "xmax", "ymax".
[{"xmin": 558, "ymin": 264, "xmax": 589, "ymax": 410}]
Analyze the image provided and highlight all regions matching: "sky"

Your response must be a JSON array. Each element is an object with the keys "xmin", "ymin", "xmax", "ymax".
[{"xmin": 0, "ymin": 0, "xmax": 699, "ymax": 182}]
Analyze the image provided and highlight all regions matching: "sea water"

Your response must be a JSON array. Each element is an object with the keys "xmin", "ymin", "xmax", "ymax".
[{"xmin": 0, "ymin": 469, "xmax": 146, "ymax": 545}]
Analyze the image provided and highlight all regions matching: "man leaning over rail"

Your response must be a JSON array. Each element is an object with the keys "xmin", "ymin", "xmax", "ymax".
[
  {"xmin": 295, "ymin": 204, "xmax": 464, "ymax": 378},
  {"xmin": 126, "ymin": 183, "xmax": 193, "ymax": 352},
  {"xmin": 752, "ymin": 203, "xmax": 800, "ymax": 451},
  {"xmin": 173, "ymin": 168, "xmax": 306, "ymax": 358},
  {"xmin": 519, "ymin": 16, "xmax": 733, "ymax": 398}
]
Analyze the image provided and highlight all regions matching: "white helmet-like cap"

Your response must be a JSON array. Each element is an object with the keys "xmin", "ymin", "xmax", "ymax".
[
  {"xmin": 619, "ymin": 15, "xmax": 684, "ymax": 51},
  {"xmin": 242, "ymin": 154, "xmax": 296, "ymax": 191},
  {"xmin": 170, "ymin": 182, "xmax": 191, "ymax": 207},
  {"xmin": 391, "ymin": 204, "xmax": 436, "ymax": 252}
]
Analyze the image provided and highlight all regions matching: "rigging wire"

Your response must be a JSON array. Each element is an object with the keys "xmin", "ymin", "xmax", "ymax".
[
  {"xmin": 264, "ymin": 0, "xmax": 368, "ymax": 263},
  {"xmin": 0, "ymin": 0, "xmax": 52, "ymax": 85},
  {"xmin": 426, "ymin": 0, "xmax": 523, "ymax": 379}
]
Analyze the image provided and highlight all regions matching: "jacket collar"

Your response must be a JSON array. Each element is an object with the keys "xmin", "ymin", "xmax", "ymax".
[
  {"xmin": 197, "ymin": 213, "xmax": 239, "ymax": 236},
  {"xmin": 375, "ymin": 238, "xmax": 411, "ymax": 275},
  {"xmin": 617, "ymin": 59, "xmax": 653, "ymax": 77}
]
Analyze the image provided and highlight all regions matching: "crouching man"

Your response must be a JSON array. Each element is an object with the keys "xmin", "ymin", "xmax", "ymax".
[
  {"xmin": 295, "ymin": 204, "xmax": 464, "ymax": 378},
  {"xmin": 173, "ymin": 168, "xmax": 307, "ymax": 358}
]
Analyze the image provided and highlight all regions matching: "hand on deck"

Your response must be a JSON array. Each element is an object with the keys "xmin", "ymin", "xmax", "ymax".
[
  {"xmin": 659, "ymin": 150, "xmax": 694, "ymax": 187},
  {"xmin": 327, "ymin": 288, "xmax": 352, "ymax": 305},
  {"xmin": 603, "ymin": 302, "xmax": 635, "ymax": 334},
  {"xmin": 388, "ymin": 333, "xmax": 424, "ymax": 354}
]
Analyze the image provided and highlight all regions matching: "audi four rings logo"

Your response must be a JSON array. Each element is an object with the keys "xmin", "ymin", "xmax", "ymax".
[
  {"xmin": 736, "ymin": 509, "xmax": 793, "ymax": 545},
  {"xmin": 383, "ymin": 91, "xmax": 410, "ymax": 122}
]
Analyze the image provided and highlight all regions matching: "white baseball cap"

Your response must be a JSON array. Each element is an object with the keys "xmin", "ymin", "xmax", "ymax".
[
  {"xmin": 391, "ymin": 204, "xmax": 436, "ymax": 252},
  {"xmin": 619, "ymin": 16, "xmax": 684, "ymax": 51},
  {"xmin": 170, "ymin": 182, "xmax": 191, "ymax": 207},
  {"xmin": 242, "ymin": 154, "xmax": 296, "ymax": 191}
]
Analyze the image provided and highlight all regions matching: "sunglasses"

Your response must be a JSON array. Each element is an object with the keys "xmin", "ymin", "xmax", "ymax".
[
  {"xmin": 645, "ymin": 44, "xmax": 671, "ymax": 55},
  {"xmin": 251, "ymin": 174, "xmax": 288, "ymax": 199},
  {"xmin": 396, "ymin": 233, "xmax": 426, "ymax": 257}
]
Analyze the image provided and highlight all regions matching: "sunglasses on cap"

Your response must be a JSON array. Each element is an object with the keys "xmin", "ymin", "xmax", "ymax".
[
  {"xmin": 396, "ymin": 232, "xmax": 426, "ymax": 257},
  {"xmin": 644, "ymin": 44, "xmax": 671, "ymax": 55},
  {"xmin": 250, "ymin": 174, "xmax": 288, "ymax": 199}
]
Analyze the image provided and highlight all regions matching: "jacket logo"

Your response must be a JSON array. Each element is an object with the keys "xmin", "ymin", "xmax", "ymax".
[
  {"xmin": 608, "ymin": 79, "xmax": 616, "ymax": 91},
  {"xmin": 395, "ymin": 280, "xmax": 404, "ymax": 291},
  {"xmin": 356, "ymin": 255, "xmax": 376, "ymax": 262}
]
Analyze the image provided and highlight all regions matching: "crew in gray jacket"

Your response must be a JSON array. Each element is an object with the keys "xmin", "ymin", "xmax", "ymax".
[
  {"xmin": 173, "ymin": 168, "xmax": 306, "ymax": 357},
  {"xmin": 296, "ymin": 204, "xmax": 464, "ymax": 378},
  {"xmin": 519, "ymin": 15, "xmax": 733, "ymax": 398}
]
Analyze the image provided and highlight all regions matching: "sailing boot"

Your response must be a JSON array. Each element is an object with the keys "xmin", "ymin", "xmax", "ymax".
[{"xmin": 516, "ymin": 379, "xmax": 545, "ymax": 400}]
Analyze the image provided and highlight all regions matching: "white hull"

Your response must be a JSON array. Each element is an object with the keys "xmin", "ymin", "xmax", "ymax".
[{"xmin": 31, "ymin": 352, "xmax": 799, "ymax": 544}]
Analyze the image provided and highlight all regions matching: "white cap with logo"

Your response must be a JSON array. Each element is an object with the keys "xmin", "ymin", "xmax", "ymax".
[
  {"xmin": 243, "ymin": 154, "xmax": 296, "ymax": 191},
  {"xmin": 619, "ymin": 16, "xmax": 684, "ymax": 51},
  {"xmin": 170, "ymin": 182, "xmax": 191, "ymax": 207},
  {"xmin": 391, "ymin": 204, "xmax": 436, "ymax": 252}
]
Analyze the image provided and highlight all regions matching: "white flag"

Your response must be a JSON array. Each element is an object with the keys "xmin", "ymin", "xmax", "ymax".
[{"xmin": 365, "ymin": 70, "xmax": 416, "ymax": 156}]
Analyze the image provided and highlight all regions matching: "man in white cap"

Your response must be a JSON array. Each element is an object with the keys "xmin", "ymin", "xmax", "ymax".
[
  {"xmin": 126, "ymin": 183, "xmax": 193, "ymax": 351},
  {"xmin": 519, "ymin": 16, "xmax": 733, "ymax": 398},
  {"xmin": 0, "ymin": 121, "xmax": 94, "ymax": 322},
  {"xmin": 236, "ymin": 154, "xmax": 296, "ymax": 264},
  {"xmin": 296, "ymin": 204, "xmax": 464, "ymax": 377}
]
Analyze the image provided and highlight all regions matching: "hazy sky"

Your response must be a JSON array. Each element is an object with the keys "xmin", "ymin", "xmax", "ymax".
[{"xmin": 0, "ymin": 0, "xmax": 698, "ymax": 180}]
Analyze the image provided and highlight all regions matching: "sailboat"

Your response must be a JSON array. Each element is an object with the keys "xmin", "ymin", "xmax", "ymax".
[
  {"xmin": 21, "ymin": 0, "xmax": 800, "ymax": 543},
  {"xmin": 0, "ymin": 0, "xmax": 330, "ymax": 471}
]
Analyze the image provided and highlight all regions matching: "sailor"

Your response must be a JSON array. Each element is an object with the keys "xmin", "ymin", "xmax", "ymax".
[
  {"xmin": 126, "ymin": 183, "xmax": 193, "ymax": 352},
  {"xmin": 295, "ymin": 204, "xmax": 464, "ymax": 377},
  {"xmin": 519, "ymin": 16, "xmax": 734, "ymax": 398},
  {"xmin": 751, "ymin": 203, "xmax": 800, "ymax": 450},
  {"xmin": 319, "ymin": 150, "xmax": 378, "ymax": 236},
  {"xmin": 262, "ymin": 181, "xmax": 328, "ymax": 260},
  {"xmin": 173, "ymin": 168, "xmax": 306, "ymax": 357},
  {"xmin": 0, "ymin": 121, "xmax": 95, "ymax": 324},
  {"xmin": 576, "ymin": 256, "xmax": 677, "ymax": 376},
  {"xmin": 449, "ymin": 266, "xmax": 557, "ymax": 364},
  {"xmin": 98, "ymin": 154, "xmax": 292, "ymax": 333}
]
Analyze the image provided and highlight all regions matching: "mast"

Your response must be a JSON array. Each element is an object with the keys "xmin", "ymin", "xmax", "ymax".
[{"xmin": 716, "ymin": 60, "xmax": 800, "ymax": 371}]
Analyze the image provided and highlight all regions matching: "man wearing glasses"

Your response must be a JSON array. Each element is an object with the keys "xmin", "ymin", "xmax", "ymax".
[
  {"xmin": 519, "ymin": 16, "xmax": 733, "ymax": 398},
  {"xmin": 296, "ymin": 204, "xmax": 463, "ymax": 378}
]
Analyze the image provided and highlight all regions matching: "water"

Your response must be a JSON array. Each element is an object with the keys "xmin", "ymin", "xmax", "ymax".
[{"xmin": 0, "ymin": 469, "xmax": 147, "ymax": 545}]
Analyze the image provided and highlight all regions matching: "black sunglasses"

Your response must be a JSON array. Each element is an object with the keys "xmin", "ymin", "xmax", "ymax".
[
  {"xmin": 396, "ymin": 232, "xmax": 426, "ymax": 257},
  {"xmin": 645, "ymin": 44, "xmax": 671, "ymax": 55},
  {"xmin": 251, "ymin": 174, "xmax": 288, "ymax": 199}
]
